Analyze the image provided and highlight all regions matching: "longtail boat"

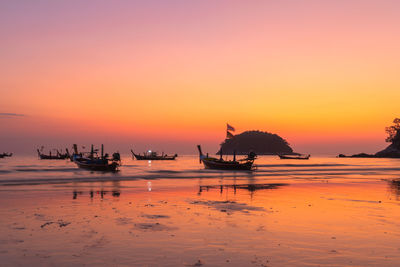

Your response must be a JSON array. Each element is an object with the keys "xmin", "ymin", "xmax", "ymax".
[
  {"xmin": 0, "ymin": 152, "xmax": 13, "ymax": 158},
  {"xmin": 131, "ymin": 149, "xmax": 177, "ymax": 160},
  {"xmin": 197, "ymin": 145, "xmax": 256, "ymax": 171},
  {"xmin": 73, "ymin": 144, "xmax": 120, "ymax": 172},
  {"xmin": 37, "ymin": 148, "xmax": 69, "ymax": 160},
  {"xmin": 278, "ymin": 154, "xmax": 310, "ymax": 160}
]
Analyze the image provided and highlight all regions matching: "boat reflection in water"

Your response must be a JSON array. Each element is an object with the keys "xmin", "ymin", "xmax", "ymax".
[
  {"xmin": 72, "ymin": 189, "xmax": 121, "ymax": 200},
  {"xmin": 72, "ymin": 180, "xmax": 121, "ymax": 199},
  {"xmin": 388, "ymin": 179, "xmax": 400, "ymax": 200},
  {"xmin": 198, "ymin": 182, "xmax": 288, "ymax": 196}
]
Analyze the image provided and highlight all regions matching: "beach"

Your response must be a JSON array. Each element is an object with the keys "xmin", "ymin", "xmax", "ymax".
[{"xmin": 1, "ymin": 155, "xmax": 400, "ymax": 266}]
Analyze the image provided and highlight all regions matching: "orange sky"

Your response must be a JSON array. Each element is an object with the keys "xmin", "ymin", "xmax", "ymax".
[{"xmin": 1, "ymin": 0, "xmax": 399, "ymax": 154}]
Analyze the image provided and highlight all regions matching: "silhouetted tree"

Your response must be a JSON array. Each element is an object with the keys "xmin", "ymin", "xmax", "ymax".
[{"xmin": 385, "ymin": 118, "xmax": 400, "ymax": 143}]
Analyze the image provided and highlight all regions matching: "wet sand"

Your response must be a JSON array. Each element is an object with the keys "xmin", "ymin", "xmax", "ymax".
[{"xmin": 1, "ymin": 156, "xmax": 400, "ymax": 266}]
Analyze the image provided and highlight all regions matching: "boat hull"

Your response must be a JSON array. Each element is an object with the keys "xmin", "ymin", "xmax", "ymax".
[
  {"xmin": 39, "ymin": 155, "xmax": 69, "ymax": 160},
  {"xmin": 278, "ymin": 155, "xmax": 310, "ymax": 160},
  {"xmin": 73, "ymin": 159, "xmax": 119, "ymax": 172},
  {"xmin": 202, "ymin": 159, "xmax": 254, "ymax": 170},
  {"xmin": 133, "ymin": 154, "xmax": 177, "ymax": 160}
]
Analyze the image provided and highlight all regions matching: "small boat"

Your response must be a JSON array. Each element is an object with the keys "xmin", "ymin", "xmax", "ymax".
[
  {"xmin": 278, "ymin": 154, "xmax": 310, "ymax": 160},
  {"xmin": 197, "ymin": 145, "xmax": 256, "ymax": 171},
  {"xmin": 131, "ymin": 149, "xmax": 177, "ymax": 160},
  {"xmin": 37, "ymin": 148, "xmax": 69, "ymax": 160},
  {"xmin": 73, "ymin": 144, "xmax": 120, "ymax": 172},
  {"xmin": 0, "ymin": 152, "xmax": 13, "ymax": 158}
]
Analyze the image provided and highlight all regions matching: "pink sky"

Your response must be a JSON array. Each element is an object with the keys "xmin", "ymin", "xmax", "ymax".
[{"xmin": 1, "ymin": 0, "xmax": 399, "ymax": 155}]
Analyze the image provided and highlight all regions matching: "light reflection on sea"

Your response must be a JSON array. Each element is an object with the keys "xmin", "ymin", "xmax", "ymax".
[{"xmin": 1, "ymin": 155, "xmax": 400, "ymax": 266}]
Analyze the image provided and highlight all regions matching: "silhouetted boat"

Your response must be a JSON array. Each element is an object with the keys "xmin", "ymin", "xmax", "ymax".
[
  {"xmin": 0, "ymin": 152, "xmax": 13, "ymax": 158},
  {"xmin": 278, "ymin": 154, "xmax": 310, "ymax": 160},
  {"xmin": 73, "ymin": 144, "xmax": 120, "ymax": 172},
  {"xmin": 197, "ymin": 145, "xmax": 256, "ymax": 170},
  {"xmin": 131, "ymin": 149, "xmax": 177, "ymax": 160},
  {"xmin": 37, "ymin": 148, "xmax": 69, "ymax": 160}
]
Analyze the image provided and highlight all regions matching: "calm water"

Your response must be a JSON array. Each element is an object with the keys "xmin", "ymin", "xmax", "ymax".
[{"xmin": 1, "ymin": 155, "xmax": 400, "ymax": 266}]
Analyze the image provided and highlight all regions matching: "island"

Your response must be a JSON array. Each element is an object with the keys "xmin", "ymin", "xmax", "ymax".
[
  {"xmin": 338, "ymin": 118, "xmax": 400, "ymax": 158},
  {"xmin": 217, "ymin": 130, "xmax": 295, "ymax": 155}
]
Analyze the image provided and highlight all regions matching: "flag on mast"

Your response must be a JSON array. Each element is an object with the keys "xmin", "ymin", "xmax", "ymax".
[
  {"xmin": 227, "ymin": 123, "xmax": 235, "ymax": 132},
  {"xmin": 226, "ymin": 130, "xmax": 234, "ymax": 139}
]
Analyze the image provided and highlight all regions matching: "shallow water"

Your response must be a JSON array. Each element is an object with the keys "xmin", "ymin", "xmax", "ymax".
[{"xmin": 1, "ymin": 155, "xmax": 400, "ymax": 266}]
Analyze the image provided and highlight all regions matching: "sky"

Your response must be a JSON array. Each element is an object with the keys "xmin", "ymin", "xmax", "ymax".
[{"xmin": 1, "ymin": 0, "xmax": 400, "ymax": 155}]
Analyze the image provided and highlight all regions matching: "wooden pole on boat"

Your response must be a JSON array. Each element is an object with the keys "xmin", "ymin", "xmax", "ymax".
[
  {"xmin": 233, "ymin": 150, "xmax": 236, "ymax": 162},
  {"xmin": 73, "ymin": 144, "xmax": 78, "ymax": 154},
  {"xmin": 90, "ymin": 144, "xmax": 94, "ymax": 159},
  {"xmin": 220, "ymin": 148, "xmax": 223, "ymax": 160},
  {"xmin": 101, "ymin": 144, "xmax": 104, "ymax": 159}
]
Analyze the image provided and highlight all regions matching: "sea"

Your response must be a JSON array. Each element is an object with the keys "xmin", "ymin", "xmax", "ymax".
[{"xmin": 1, "ymin": 154, "xmax": 400, "ymax": 266}]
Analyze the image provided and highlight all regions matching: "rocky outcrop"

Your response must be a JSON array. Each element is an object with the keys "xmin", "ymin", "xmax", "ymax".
[
  {"xmin": 337, "ymin": 153, "xmax": 376, "ymax": 158},
  {"xmin": 374, "ymin": 143, "xmax": 400, "ymax": 158},
  {"xmin": 217, "ymin": 130, "xmax": 294, "ymax": 155},
  {"xmin": 338, "ymin": 131, "xmax": 400, "ymax": 158}
]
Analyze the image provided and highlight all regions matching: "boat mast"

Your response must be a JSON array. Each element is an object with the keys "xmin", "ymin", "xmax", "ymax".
[{"xmin": 73, "ymin": 144, "xmax": 78, "ymax": 155}]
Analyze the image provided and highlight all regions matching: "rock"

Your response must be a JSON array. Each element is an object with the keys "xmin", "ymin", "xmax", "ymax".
[
  {"xmin": 337, "ymin": 152, "xmax": 386, "ymax": 158},
  {"xmin": 350, "ymin": 153, "xmax": 375, "ymax": 158}
]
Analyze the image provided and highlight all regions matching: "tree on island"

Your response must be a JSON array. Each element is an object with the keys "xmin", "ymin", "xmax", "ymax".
[
  {"xmin": 385, "ymin": 118, "xmax": 400, "ymax": 145},
  {"xmin": 375, "ymin": 118, "xmax": 400, "ymax": 157}
]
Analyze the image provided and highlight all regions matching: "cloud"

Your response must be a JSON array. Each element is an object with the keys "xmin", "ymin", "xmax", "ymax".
[{"xmin": 0, "ymin": 113, "xmax": 26, "ymax": 117}]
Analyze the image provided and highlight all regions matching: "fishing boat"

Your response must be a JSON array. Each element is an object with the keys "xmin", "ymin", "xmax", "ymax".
[
  {"xmin": 278, "ymin": 154, "xmax": 310, "ymax": 160},
  {"xmin": 37, "ymin": 148, "xmax": 69, "ymax": 160},
  {"xmin": 197, "ymin": 145, "xmax": 256, "ymax": 171},
  {"xmin": 131, "ymin": 149, "xmax": 177, "ymax": 160},
  {"xmin": 73, "ymin": 144, "xmax": 121, "ymax": 172},
  {"xmin": 0, "ymin": 152, "xmax": 13, "ymax": 158}
]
